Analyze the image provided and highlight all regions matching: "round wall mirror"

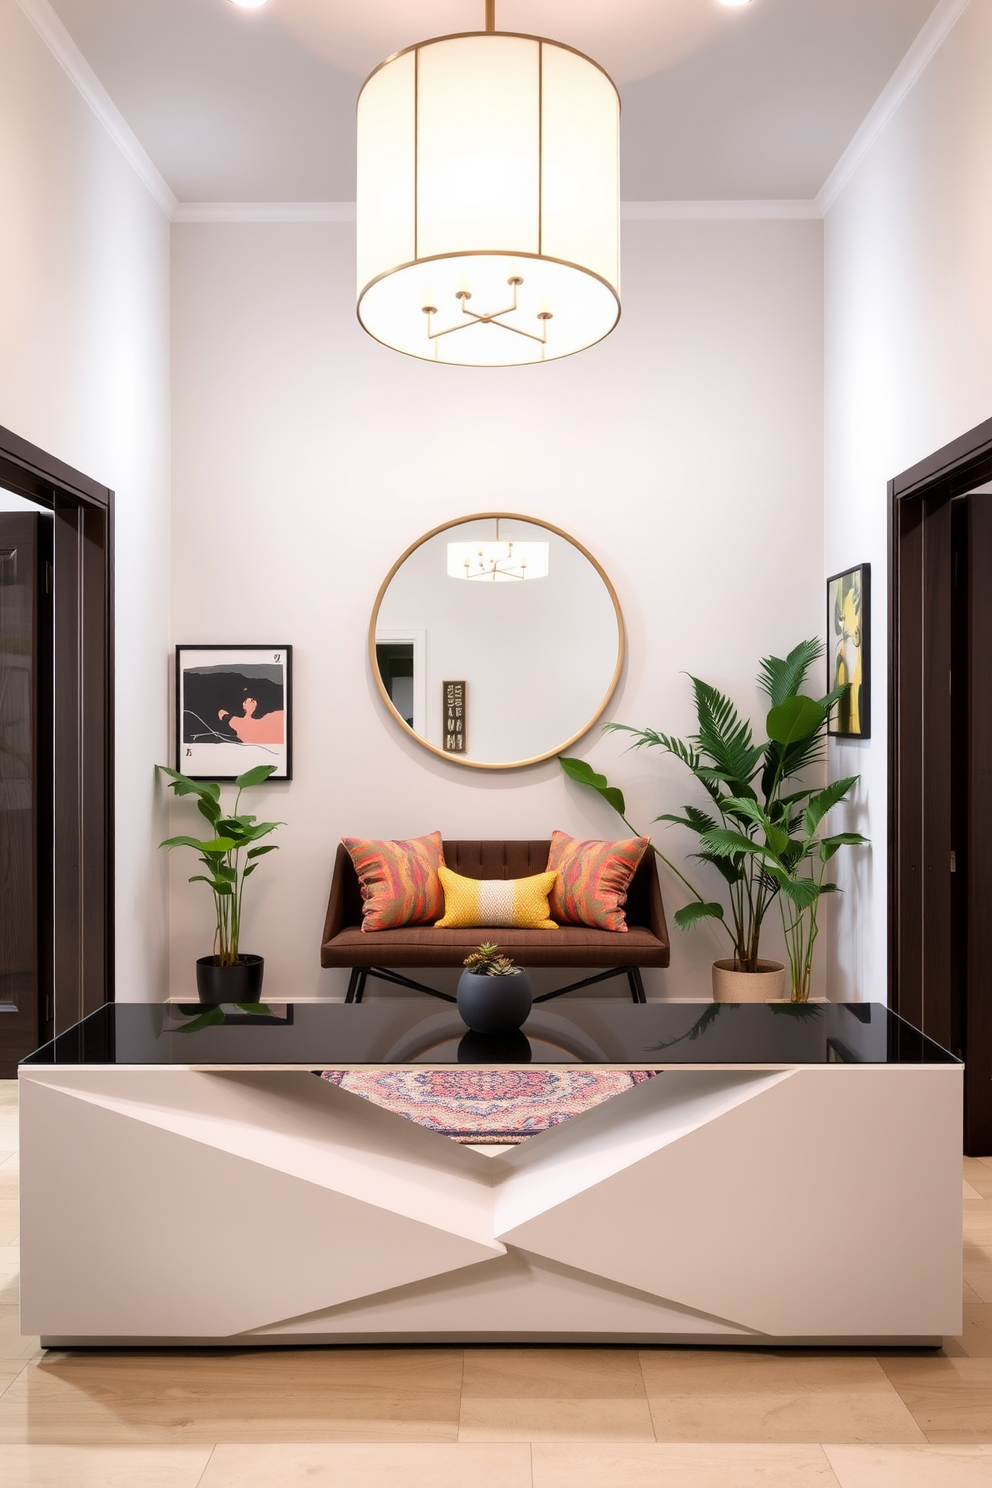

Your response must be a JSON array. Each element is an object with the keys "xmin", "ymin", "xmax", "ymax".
[{"xmin": 369, "ymin": 513, "xmax": 625, "ymax": 769}]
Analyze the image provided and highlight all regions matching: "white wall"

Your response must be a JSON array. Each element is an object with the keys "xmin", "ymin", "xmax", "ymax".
[
  {"xmin": 0, "ymin": 0, "xmax": 172, "ymax": 1000},
  {"xmin": 824, "ymin": 0, "xmax": 992, "ymax": 999},
  {"xmin": 171, "ymin": 215, "xmax": 824, "ymax": 1002}
]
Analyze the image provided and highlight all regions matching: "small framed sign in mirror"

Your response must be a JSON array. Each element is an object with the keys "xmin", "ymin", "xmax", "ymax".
[{"xmin": 443, "ymin": 680, "xmax": 467, "ymax": 754}]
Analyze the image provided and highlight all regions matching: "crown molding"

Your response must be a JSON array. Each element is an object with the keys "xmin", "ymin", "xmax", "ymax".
[
  {"xmin": 14, "ymin": 0, "xmax": 176, "ymax": 216},
  {"xmin": 172, "ymin": 202, "xmax": 358, "ymax": 224},
  {"xmin": 817, "ymin": 0, "xmax": 972, "ymax": 214},
  {"xmin": 173, "ymin": 199, "xmax": 822, "ymax": 225},
  {"xmin": 621, "ymin": 200, "xmax": 821, "ymax": 221},
  {"xmin": 13, "ymin": 0, "xmax": 970, "ymax": 234}
]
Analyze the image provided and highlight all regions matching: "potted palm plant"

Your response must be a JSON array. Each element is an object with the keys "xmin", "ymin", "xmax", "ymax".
[
  {"xmin": 561, "ymin": 639, "xmax": 861, "ymax": 1001},
  {"xmin": 704, "ymin": 779, "xmax": 868, "ymax": 1002},
  {"xmin": 158, "ymin": 763, "xmax": 282, "ymax": 1004}
]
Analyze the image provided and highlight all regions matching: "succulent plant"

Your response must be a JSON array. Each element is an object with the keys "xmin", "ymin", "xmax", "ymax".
[{"xmin": 462, "ymin": 942, "xmax": 519, "ymax": 977}]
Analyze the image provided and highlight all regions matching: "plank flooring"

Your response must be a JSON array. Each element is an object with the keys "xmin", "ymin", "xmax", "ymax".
[{"xmin": 2, "ymin": 1078, "xmax": 991, "ymax": 1487}]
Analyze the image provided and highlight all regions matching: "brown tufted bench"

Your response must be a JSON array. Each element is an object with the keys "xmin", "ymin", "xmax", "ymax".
[{"xmin": 320, "ymin": 839, "xmax": 670, "ymax": 1005}]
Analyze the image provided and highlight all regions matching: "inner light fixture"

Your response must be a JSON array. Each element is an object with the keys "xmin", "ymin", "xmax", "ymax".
[
  {"xmin": 356, "ymin": 0, "xmax": 620, "ymax": 366},
  {"xmin": 447, "ymin": 521, "xmax": 550, "ymax": 581}
]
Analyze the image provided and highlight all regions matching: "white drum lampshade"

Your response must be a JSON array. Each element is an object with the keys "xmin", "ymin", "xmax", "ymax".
[{"xmin": 356, "ymin": 30, "xmax": 620, "ymax": 366}]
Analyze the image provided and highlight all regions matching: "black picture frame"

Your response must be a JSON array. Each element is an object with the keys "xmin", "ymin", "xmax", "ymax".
[
  {"xmin": 827, "ymin": 564, "xmax": 870, "ymax": 739},
  {"xmin": 175, "ymin": 644, "xmax": 292, "ymax": 781}
]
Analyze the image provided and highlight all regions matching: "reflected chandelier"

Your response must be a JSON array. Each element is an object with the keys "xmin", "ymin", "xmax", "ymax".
[
  {"xmin": 356, "ymin": 1, "xmax": 621, "ymax": 367},
  {"xmin": 447, "ymin": 519, "xmax": 550, "ymax": 582}
]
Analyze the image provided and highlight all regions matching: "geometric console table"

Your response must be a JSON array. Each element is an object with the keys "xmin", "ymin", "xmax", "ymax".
[{"xmin": 18, "ymin": 1000, "xmax": 962, "ymax": 1348}]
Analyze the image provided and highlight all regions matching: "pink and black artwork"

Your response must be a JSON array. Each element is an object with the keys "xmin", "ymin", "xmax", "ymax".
[{"xmin": 176, "ymin": 645, "xmax": 292, "ymax": 780}]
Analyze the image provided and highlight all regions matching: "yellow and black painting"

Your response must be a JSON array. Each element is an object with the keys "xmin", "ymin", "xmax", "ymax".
[{"xmin": 827, "ymin": 564, "xmax": 870, "ymax": 738}]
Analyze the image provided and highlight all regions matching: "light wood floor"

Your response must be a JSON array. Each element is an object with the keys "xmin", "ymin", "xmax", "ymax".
[{"xmin": 2, "ymin": 1079, "xmax": 991, "ymax": 1488}]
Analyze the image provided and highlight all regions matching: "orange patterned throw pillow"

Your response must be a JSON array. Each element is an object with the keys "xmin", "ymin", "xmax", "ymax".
[
  {"xmin": 343, "ymin": 831, "xmax": 445, "ymax": 932},
  {"xmin": 546, "ymin": 829, "xmax": 649, "ymax": 932}
]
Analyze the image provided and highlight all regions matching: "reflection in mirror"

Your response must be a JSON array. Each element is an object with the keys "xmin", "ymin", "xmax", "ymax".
[
  {"xmin": 376, "ymin": 643, "xmax": 415, "ymax": 727},
  {"xmin": 370, "ymin": 515, "xmax": 624, "ymax": 768},
  {"xmin": 457, "ymin": 1029, "xmax": 533, "ymax": 1063}
]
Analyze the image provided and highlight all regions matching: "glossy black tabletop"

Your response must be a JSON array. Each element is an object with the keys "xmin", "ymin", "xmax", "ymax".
[{"xmin": 19, "ymin": 999, "xmax": 959, "ymax": 1069}]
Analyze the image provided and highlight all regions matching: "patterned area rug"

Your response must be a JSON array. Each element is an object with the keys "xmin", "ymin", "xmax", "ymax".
[{"xmin": 318, "ymin": 1068, "xmax": 655, "ymax": 1143}]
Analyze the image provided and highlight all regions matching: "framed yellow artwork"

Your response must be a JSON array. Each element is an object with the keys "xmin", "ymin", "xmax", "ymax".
[{"xmin": 827, "ymin": 564, "xmax": 870, "ymax": 739}]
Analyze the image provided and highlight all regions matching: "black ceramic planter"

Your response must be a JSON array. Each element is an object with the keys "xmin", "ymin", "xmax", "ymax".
[
  {"xmin": 456, "ymin": 968, "xmax": 532, "ymax": 1034},
  {"xmin": 195, "ymin": 954, "xmax": 264, "ymax": 1005}
]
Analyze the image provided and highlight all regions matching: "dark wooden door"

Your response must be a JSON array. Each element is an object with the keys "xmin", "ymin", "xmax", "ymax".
[
  {"xmin": 890, "ymin": 417, "xmax": 992, "ymax": 1156},
  {"xmin": 0, "ymin": 425, "xmax": 115, "ymax": 1050},
  {"xmin": 958, "ymin": 496, "xmax": 992, "ymax": 1153},
  {"xmin": 891, "ymin": 490, "xmax": 958, "ymax": 1049},
  {"xmin": 892, "ymin": 482, "xmax": 992, "ymax": 1153},
  {"xmin": 0, "ymin": 512, "xmax": 53, "ymax": 1076}
]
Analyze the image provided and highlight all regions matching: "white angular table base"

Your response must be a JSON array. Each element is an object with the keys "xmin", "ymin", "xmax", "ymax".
[{"xmin": 18, "ymin": 1062, "xmax": 962, "ymax": 1346}]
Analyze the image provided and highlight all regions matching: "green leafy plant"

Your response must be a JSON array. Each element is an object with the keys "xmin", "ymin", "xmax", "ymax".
[
  {"xmin": 704, "ymin": 780, "xmax": 868, "ymax": 1001},
  {"xmin": 175, "ymin": 1002, "xmax": 272, "ymax": 1033},
  {"xmin": 561, "ymin": 639, "xmax": 866, "ymax": 995},
  {"xmin": 648, "ymin": 1001, "xmax": 726, "ymax": 1052},
  {"xmin": 646, "ymin": 999, "xmax": 824, "ymax": 1054},
  {"xmin": 158, "ymin": 764, "xmax": 282, "ymax": 965},
  {"xmin": 463, "ymin": 942, "xmax": 520, "ymax": 977}
]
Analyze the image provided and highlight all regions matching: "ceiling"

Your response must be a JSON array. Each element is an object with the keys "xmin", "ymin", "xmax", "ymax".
[{"xmin": 46, "ymin": 0, "xmax": 941, "ymax": 203}]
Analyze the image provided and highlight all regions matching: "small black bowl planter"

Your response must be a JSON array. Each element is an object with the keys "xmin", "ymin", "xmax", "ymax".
[
  {"xmin": 456, "ymin": 968, "xmax": 532, "ymax": 1034},
  {"xmin": 195, "ymin": 954, "xmax": 264, "ymax": 1006}
]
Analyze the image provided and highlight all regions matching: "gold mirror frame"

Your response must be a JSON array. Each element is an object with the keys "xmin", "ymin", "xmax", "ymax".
[{"xmin": 368, "ymin": 512, "xmax": 626, "ymax": 770}]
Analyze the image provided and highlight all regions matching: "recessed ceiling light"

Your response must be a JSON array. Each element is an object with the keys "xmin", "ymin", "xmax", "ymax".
[
  {"xmin": 229, "ymin": 0, "xmax": 268, "ymax": 10},
  {"xmin": 717, "ymin": 1, "xmax": 755, "ymax": 8}
]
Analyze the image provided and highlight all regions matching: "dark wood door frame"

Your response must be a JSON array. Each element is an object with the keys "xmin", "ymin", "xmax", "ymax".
[
  {"xmin": 0, "ymin": 511, "xmax": 53, "ymax": 1073},
  {"xmin": 890, "ymin": 413, "xmax": 992, "ymax": 1153},
  {"xmin": 0, "ymin": 424, "xmax": 114, "ymax": 1034}
]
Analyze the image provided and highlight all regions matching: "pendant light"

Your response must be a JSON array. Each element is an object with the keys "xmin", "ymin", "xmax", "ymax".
[{"xmin": 356, "ymin": 1, "xmax": 620, "ymax": 367}]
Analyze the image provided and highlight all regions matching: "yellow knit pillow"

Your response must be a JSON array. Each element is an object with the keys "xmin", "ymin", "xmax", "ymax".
[{"xmin": 435, "ymin": 865, "xmax": 559, "ymax": 930}]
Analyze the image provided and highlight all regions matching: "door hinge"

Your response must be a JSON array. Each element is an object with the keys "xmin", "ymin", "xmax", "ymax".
[{"xmin": 950, "ymin": 850, "xmax": 957, "ymax": 873}]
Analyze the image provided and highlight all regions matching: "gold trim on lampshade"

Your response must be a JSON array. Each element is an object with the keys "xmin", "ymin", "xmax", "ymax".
[{"xmin": 356, "ymin": 32, "xmax": 621, "ymax": 367}]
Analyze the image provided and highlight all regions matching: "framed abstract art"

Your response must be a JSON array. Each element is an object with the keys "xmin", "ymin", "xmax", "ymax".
[
  {"xmin": 827, "ymin": 565, "xmax": 870, "ymax": 739},
  {"xmin": 176, "ymin": 645, "xmax": 292, "ymax": 780}
]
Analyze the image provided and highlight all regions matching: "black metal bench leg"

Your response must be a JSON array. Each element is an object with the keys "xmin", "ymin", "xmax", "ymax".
[
  {"xmin": 347, "ymin": 964, "xmax": 646, "ymax": 1004},
  {"xmin": 627, "ymin": 967, "xmax": 647, "ymax": 1004},
  {"xmin": 345, "ymin": 968, "xmax": 367, "ymax": 1004}
]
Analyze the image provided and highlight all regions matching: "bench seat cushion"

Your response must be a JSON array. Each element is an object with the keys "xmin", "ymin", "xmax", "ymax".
[{"xmin": 321, "ymin": 922, "xmax": 670, "ymax": 968}]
